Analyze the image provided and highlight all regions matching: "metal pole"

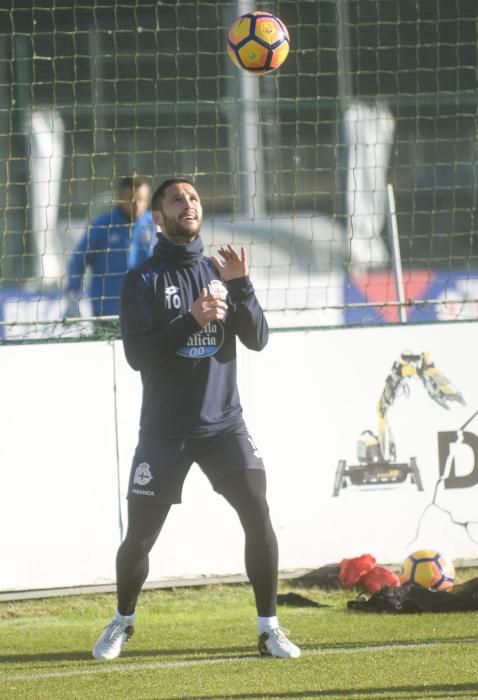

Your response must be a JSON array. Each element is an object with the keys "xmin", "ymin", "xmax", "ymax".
[
  {"xmin": 336, "ymin": 0, "xmax": 353, "ymax": 249},
  {"xmin": 386, "ymin": 183, "xmax": 407, "ymax": 323},
  {"xmin": 336, "ymin": 0, "xmax": 353, "ymax": 114},
  {"xmin": 235, "ymin": 0, "xmax": 266, "ymax": 218}
]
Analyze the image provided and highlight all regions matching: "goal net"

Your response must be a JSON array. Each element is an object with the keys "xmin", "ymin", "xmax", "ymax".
[{"xmin": 0, "ymin": 0, "xmax": 476, "ymax": 340}]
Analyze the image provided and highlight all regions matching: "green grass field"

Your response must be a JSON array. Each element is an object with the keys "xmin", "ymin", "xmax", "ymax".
[{"xmin": 1, "ymin": 574, "xmax": 478, "ymax": 699}]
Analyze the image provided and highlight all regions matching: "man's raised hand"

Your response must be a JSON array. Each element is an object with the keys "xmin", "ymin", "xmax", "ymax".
[{"xmin": 212, "ymin": 244, "xmax": 249, "ymax": 281}]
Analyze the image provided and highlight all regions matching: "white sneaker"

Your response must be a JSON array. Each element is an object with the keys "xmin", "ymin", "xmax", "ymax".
[
  {"xmin": 92, "ymin": 620, "xmax": 134, "ymax": 660},
  {"xmin": 258, "ymin": 627, "xmax": 301, "ymax": 658}
]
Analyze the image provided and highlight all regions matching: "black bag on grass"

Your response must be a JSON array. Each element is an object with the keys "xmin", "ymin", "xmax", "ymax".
[{"xmin": 347, "ymin": 577, "xmax": 478, "ymax": 613}]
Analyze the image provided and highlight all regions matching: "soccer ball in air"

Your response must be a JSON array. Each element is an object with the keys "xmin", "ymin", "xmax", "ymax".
[
  {"xmin": 399, "ymin": 549, "xmax": 455, "ymax": 590},
  {"xmin": 227, "ymin": 11, "xmax": 290, "ymax": 74}
]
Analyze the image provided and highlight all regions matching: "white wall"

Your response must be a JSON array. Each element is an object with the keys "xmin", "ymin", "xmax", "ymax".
[{"xmin": 2, "ymin": 321, "xmax": 478, "ymax": 592}]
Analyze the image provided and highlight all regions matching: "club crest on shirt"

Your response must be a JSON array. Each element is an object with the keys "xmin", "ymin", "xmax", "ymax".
[{"xmin": 208, "ymin": 279, "xmax": 228, "ymax": 300}]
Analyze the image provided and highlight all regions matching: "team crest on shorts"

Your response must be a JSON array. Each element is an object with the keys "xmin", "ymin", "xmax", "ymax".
[{"xmin": 134, "ymin": 462, "xmax": 153, "ymax": 486}]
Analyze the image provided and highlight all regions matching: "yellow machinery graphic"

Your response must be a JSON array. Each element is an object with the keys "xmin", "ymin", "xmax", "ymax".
[{"xmin": 333, "ymin": 351, "xmax": 465, "ymax": 497}]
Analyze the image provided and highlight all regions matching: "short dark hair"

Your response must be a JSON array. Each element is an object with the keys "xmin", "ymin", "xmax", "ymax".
[
  {"xmin": 117, "ymin": 175, "xmax": 151, "ymax": 192},
  {"xmin": 151, "ymin": 177, "xmax": 196, "ymax": 212}
]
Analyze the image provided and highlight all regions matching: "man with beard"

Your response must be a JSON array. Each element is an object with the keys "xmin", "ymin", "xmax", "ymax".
[{"xmin": 92, "ymin": 177, "xmax": 300, "ymax": 661}]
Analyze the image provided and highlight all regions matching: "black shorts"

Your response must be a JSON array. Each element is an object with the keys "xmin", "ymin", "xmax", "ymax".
[{"xmin": 127, "ymin": 427, "xmax": 265, "ymax": 504}]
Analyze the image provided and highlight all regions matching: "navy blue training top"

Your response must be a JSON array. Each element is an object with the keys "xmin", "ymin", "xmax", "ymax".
[{"xmin": 120, "ymin": 233, "xmax": 268, "ymax": 438}]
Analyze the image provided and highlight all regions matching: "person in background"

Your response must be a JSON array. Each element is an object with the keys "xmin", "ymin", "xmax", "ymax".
[
  {"xmin": 64, "ymin": 176, "xmax": 155, "ymax": 318},
  {"xmin": 92, "ymin": 177, "xmax": 301, "ymax": 661}
]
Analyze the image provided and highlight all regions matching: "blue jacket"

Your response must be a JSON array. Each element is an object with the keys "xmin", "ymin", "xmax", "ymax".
[
  {"xmin": 67, "ymin": 206, "xmax": 155, "ymax": 316},
  {"xmin": 120, "ymin": 233, "xmax": 268, "ymax": 438}
]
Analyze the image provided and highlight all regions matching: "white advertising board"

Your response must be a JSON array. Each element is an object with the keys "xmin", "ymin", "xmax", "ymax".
[{"xmin": 1, "ymin": 321, "xmax": 477, "ymax": 592}]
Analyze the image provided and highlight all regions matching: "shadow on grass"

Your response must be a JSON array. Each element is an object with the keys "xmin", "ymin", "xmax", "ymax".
[
  {"xmin": 183, "ymin": 684, "xmax": 478, "ymax": 699},
  {"xmin": 313, "ymin": 635, "xmax": 478, "ymax": 651},
  {"xmin": 0, "ymin": 650, "xmax": 93, "ymax": 664},
  {"xmin": 0, "ymin": 645, "xmax": 256, "ymax": 665},
  {"xmin": 1, "ymin": 633, "xmax": 477, "ymax": 666}
]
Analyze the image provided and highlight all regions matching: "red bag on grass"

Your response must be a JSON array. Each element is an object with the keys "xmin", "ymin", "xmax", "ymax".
[
  {"xmin": 361, "ymin": 565, "xmax": 400, "ymax": 593},
  {"xmin": 339, "ymin": 554, "xmax": 376, "ymax": 588}
]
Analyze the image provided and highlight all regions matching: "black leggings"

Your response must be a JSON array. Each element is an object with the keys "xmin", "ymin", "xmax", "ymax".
[{"xmin": 116, "ymin": 469, "xmax": 279, "ymax": 617}]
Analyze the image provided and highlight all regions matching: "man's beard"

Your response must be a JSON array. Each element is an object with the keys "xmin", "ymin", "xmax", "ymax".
[{"xmin": 161, "ymin": 212, "xmax": 201, "ymax": 242}]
